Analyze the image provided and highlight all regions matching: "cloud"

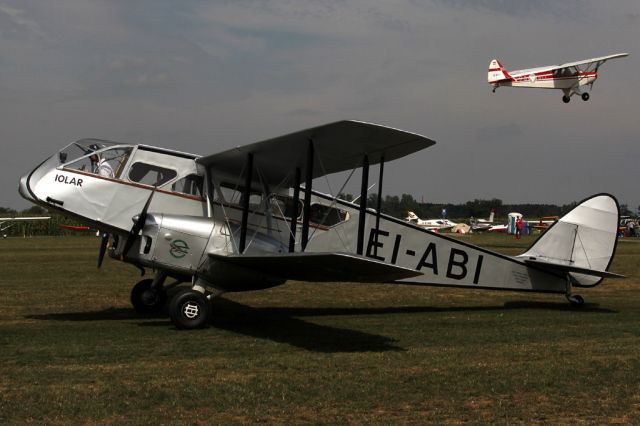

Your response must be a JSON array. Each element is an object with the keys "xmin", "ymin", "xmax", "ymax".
[{"xmin": 0, "ymin": 3, "xmax": 44, "ymax": 38}]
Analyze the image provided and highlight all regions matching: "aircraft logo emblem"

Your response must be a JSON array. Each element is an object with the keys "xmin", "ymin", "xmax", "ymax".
[{"xmin": 169, "ymin": 239, "xmax": 189, "ymax": 258}]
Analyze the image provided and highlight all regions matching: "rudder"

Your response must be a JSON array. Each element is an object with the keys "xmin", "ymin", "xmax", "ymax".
[
  {"xmin": 517, "ymin": 194, "xmax": 620, "ymax": 287},
  {"xmin": 488, "ymin": 59, "xmax": 511, "ymax": 84}
]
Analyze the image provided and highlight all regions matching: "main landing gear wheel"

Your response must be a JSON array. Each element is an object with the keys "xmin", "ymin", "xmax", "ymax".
[
  {"xmin": 131, "ymin": 278, "xmax": 167, "ymax": 313},
  {"xmin": 566, "ymin": 294, "xmax": 585, "ymax": 307},
  {"xmin": 562, "ymin": 95, "xmax": 571, "ymax": 103},
  {"xmin": 581, "ymin": 92, "xmax": 590, "ymax": 101},
  {"xmin": 170, "ymin": 289, "xmax": 210, "ymax": 329}
]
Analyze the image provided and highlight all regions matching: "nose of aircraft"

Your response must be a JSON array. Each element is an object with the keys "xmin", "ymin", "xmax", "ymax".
[{"xmin": 18, "ymin": 173, "xmax": 35, "ymax": 202}]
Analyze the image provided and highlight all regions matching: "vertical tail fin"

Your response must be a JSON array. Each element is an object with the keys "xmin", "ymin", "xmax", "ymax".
[
  {"xmin": 488, "ymin": 209, "xmax": 495, "ymax": 223},
  {"xmin": 488, "ymin": 59, "xmax": 511, "ymax": 84},
  {"xmin": 517, "ymin": 194, "xmax": 620, "ymax": 287}
]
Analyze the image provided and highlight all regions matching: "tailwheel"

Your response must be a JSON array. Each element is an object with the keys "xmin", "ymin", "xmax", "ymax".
[
  {"xmin": 170, "ymin": 289, "xmax": 210, "ymax": 329},
  {"xmin": 562, "ymin": 95, "xmax": 571, "ymax": 103},
  {"xmin": 131, "ymin": 278, "xmax": 167, "ymax": 313},
  {"xmin": 581, "ymin": 92, "xmax": 590, "ymax": 101},
  {"xmin": 566, "ymin": 294, "xmax": 585, "ymax": 307}
]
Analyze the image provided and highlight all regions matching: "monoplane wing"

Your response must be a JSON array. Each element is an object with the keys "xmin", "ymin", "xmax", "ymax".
[
  {"xmin": 197, "ymin": 120, "xmax": 435, "ymax": 184},
  {"xmin": 208, "ymin": 251, "xmax": 423, "ymax": 282},
  {"xmin": 556, "ymin": 53, "xmax": 629, "ymax": 70}
]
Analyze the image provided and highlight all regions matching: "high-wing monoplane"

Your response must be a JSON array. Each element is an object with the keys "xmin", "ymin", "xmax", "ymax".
[
  {"xmin": 488, "ymin": 53, "xmax": 629, "ymax": 103},
  {"xmin": 19, "ymin": 121, "xmax": 623, "ymax": 329}
]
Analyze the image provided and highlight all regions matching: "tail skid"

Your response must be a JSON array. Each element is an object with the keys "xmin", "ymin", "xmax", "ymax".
[{"xmin": 517, "ymin": 194, "xmax": 622, "ymax": 287}]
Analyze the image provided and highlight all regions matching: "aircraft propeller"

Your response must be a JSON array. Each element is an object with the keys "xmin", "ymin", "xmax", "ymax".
[{"xmin": 121, "ymin": 187, "xmax": 156, "ymax": 260}]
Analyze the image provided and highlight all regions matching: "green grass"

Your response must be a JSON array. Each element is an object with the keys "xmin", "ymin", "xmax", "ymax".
[{"xmin": 1, "ymin": 235, "xmax": 639, "ymax": 424}]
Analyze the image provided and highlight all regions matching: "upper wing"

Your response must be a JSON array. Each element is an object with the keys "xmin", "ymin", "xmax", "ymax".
[
  {"xmin": 197, "ymin": 120, "xmax": 435, "ymax": 184},
  {"xmin": 208, "ymin": 251, "xmax": 423, "ymax": 282}
]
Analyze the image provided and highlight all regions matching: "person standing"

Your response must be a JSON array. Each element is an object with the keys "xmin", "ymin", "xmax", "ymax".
[{"xmin": 515, "ymin": 216, "xmax": 523, "ymax": 240}]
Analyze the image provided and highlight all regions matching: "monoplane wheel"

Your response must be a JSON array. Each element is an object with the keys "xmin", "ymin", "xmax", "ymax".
[
  {"xmin": 562, "ymin": 95, "xmax": 571, "ymax": 103},
  {"xmin": 581, "ymin": 92, "xmax": 590, "ymax": 101},
  {"xmin": 131, "ymin": 278, "xmax": 166, "ymax": 313},
  {"xmin": 170, "ymin": 289, "xmax": 210, "ymax": 329}
]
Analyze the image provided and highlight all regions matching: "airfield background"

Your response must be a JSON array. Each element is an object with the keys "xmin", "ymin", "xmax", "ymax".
[{"xmin": 3, "ymin": 194, "xmax": 637, "ymax": 237}]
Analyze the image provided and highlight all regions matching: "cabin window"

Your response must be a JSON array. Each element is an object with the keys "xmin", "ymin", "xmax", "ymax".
[
  {"xmin": 309, "ymin": 203, "xmax": 349, "ymax": 227},
  {"xmin": 171, "ymin": 174, "xmax": 203, "ymax": 197},
  {"xmin": 213, "ymin": 182, "xmax": 263, "ymax": 207},
  {"xmin": 269, "ymin": 195, "xmax": 303, "ymax": 219},
  {"xmin": 64, "ymin": 147, "xmax": 132, "ymax": 179},
  {"xmin": 128, "ymin": 162, "xmax": 177, "ymax": 186}
]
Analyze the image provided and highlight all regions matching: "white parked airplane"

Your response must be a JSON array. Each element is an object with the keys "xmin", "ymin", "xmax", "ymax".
[
  {"xmin": 406, "ymin": 211, "xmax": 457, "ymax": 232},
  {"xmin": 470, "ymin": 210, "xmax": 495, "ymax": 232},
  {"xmin": 488, "ymin": 53, "xmax": 629, "ymax": 103},
  {"xmin": 18, "ymin": 121, "xmax": 623, "ymax": 329},
  {"xmin": 0, "ymin": 216, "xmax": 51, "ymax": 236}
]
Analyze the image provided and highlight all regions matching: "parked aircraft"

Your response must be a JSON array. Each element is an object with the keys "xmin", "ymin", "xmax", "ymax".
[
  {"xmin": 19, "ymin": 121, "xmax": 623, "ymax": 329},
  {"xmin": 406, "ymin": 211, "xmax": 458, "ymax": 232},
  {"xmin": 470, "ymin": 210, "xmax": 495, "ymax": 232},
  {"xmin": 0, "ymin": 216, "xmax": 50, "ymax": 237},
  {"xmin": 488, "ymin": 53, "xmax": 629, "ymax": 103}
]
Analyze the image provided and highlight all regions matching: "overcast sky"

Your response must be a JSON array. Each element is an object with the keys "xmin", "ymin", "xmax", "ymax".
[{"xmin": 1, "ymin": 0, "xmax": 638, "ymax": 212}]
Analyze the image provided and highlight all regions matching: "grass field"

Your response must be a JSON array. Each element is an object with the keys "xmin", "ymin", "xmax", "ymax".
[{"xmin": 1, "ymin": 234, "xmax": 639, "ymax": 424}]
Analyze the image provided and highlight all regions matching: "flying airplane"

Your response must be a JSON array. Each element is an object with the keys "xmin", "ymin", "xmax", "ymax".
[
  {"xmin": 0, "ymin": 216, "xmax": 51, "ymax": 237},
  {"xmin": 18, "ymin": 121, "xmax": 623, "ymax": 329},
  {"xmin": 406, "ymin": 211, "xmax": 458, "ymax": 232},
  {"xmin": 488, "ymin": 53, "xmax": 629, "ymax": 103}
]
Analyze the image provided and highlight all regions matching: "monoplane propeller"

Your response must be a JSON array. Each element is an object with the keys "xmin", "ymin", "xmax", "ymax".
[{"xmin": 121, "ymin": 187, "xmax": 156, "ymax": 260}]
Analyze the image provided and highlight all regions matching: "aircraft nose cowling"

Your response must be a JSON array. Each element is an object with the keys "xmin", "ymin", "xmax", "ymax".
[{"xmin": 18, "ymin": 173, "xmax": 35, "ymax": 202}]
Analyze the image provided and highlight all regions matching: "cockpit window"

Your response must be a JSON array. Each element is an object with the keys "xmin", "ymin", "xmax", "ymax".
[
  {"xmin": 63, "ymin": 147, "xmax": 132, "ymax": 179},
  {"xmin": 171, "ymin": 174, "xmax": 203, "ymax": 197},
  {"xmin": 58, "ymin": 139, "xmax": 119, "ymax": 165},
  {"xmin": 308, "ymin": 204, "xmax": 349, "ymax": 227},
  {"xmin": 128, "ymin": 162, "xmax": 177, "ymax": 186}
]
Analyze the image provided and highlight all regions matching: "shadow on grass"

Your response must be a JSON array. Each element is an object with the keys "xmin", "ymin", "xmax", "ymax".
[{"xmin": 25, "ymin": 299, "xmax": 616, "ymax": 353}]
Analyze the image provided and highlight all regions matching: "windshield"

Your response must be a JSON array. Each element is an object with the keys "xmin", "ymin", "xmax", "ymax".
[
  {"xmin": 63, "ymin": 146, "xmax": 133, "ymax": 179},
  {"xmin": 57, "ymin": 139, "xmax": 121, "ymax": 165}
]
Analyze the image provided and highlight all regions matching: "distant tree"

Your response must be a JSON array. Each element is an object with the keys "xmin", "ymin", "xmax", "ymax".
[
  {"xmin": 620, "ymin": 204, "xmax": 633, "ymax": 216},
  {"xmin": 21, "ymin": 205, "xmax": 48, "ymax": 215},
  {"xmin": 0, "ymin": 207, "xmax": 17, "ymax": 215}
]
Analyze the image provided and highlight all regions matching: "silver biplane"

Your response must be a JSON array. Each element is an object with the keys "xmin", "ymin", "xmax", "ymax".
[{"xmin": 18, "ymin": 121, "xmax": 623, "ymax": 329}]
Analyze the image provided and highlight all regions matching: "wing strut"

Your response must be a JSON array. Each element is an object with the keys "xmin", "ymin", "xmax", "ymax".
[
  {"xmin": 239, "ymin": 152, "xmax": 253, "ymax": 253},
  {"xmin": 288, "ymin": 167, "xmax": 301, "ymax": 252},
  {"xmin": 356, "ymin": 155, "xmax": 369, "ymax": 255},
  {"xmin": 301, "ymin": 139, "xmax": 314, "ymax": 251},
  {"xmin": 374, "ymin": 156, "xmax": 384, "ymax": 257}
]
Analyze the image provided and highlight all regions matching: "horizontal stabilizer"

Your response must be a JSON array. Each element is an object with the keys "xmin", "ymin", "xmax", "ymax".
[
  {"xmin": 208, "ymin": 251, "xmax": 423, "ymax": 283},
  {"xmin": 524, "ymin": 258, "xmax": 625, "ymax": 279}
]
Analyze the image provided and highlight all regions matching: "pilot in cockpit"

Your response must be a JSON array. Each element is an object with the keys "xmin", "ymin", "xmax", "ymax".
[{"xmin": 89, "ymin": 152, "xmax": 115, "ymax": 178}]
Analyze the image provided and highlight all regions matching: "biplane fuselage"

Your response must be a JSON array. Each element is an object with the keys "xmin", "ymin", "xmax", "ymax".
[{"xmin": 19, "ymin": 121, "xmax": 622, "ymax": 329}]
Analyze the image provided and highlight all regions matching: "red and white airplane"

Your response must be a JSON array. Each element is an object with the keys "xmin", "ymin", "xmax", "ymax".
[{"xmin": 488, "ymin": 53, "xmax": 629, "ymax": 103}]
